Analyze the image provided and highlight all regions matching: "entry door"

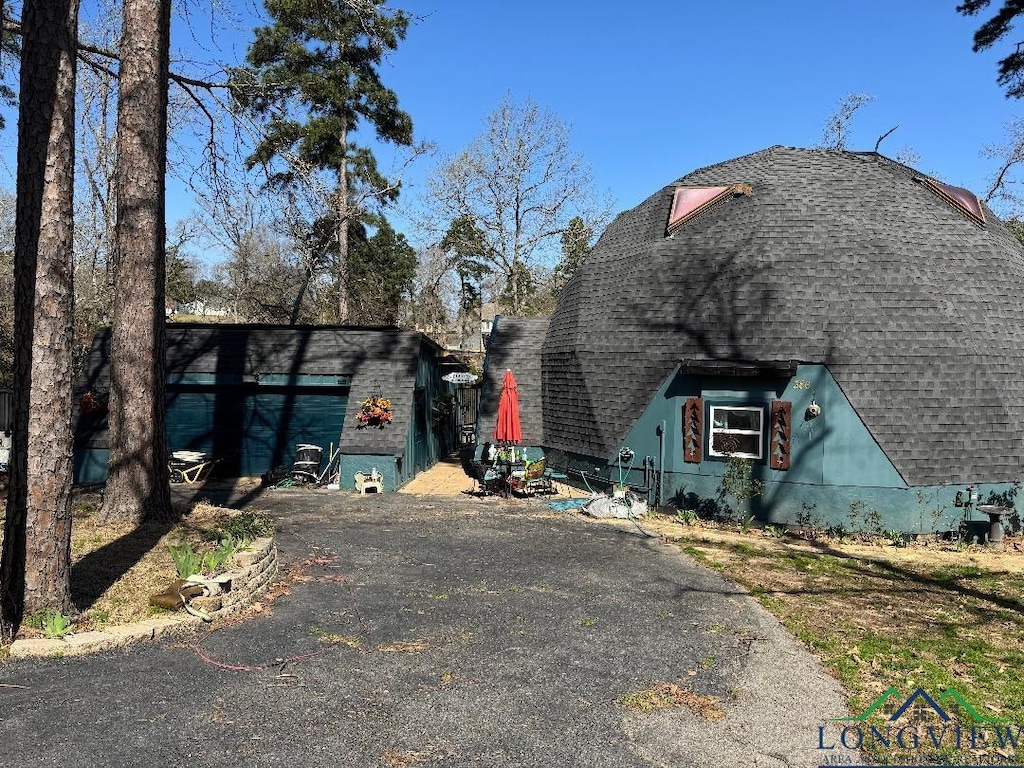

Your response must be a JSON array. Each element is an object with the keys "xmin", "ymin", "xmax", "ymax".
[{"xmin": 413, "ymin": 388, "xmax": 428, "ymax": 475}]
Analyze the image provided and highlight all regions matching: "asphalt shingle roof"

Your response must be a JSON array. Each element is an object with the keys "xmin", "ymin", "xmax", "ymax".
[
  {"xmin": 478, "ymin": 316, "xmax": 549, "ymax": 445},
  {"xmin": 76, "ymin": 324, "xmax": 428, "ymax": 457},
  {"xmin": 542, "ymin": 146, "xmax": 1024, "ymax": 485}
]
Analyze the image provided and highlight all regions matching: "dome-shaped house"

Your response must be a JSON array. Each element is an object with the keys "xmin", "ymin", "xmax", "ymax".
[{"xmin": 495, "ymin": 147, "xmax": 1024, "ymax": 532}]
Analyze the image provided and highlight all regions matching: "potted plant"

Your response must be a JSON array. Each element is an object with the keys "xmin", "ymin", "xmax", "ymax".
[
  {"xmin": 80, "ymin": 389, "xmax": 108, "ymax": 417},
  {"xmin": 357, "ymin": 395, "xmax": 394, "ymax": 429}
]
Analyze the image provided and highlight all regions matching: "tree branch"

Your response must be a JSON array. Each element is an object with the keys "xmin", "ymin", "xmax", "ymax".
[
  {"xmin": 5, "ymin": 16, "xmax": 232, "ymax": 91},
  {"xmin": 873, "ymin": 124, "xmax": 899, "ymax": 153}
]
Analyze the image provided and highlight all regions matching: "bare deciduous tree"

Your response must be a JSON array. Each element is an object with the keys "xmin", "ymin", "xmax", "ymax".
[
  {"xmin": 72, "ymin": 10, "xmax": 119, "ymax": 369},
  {"xmin": 236, "ymin": 0, "xmax": 416, "ymax": 323},
  {"xmin": 819, "ymin": 93, "xmax": 875, "ymax": 151},
  {"xmin": 980, "ymin": 116, "xmax": 1024, "ymax": 210},
  {"xmin": 422, "ymin": 95, "xmax": 611, "ymax": 316}
]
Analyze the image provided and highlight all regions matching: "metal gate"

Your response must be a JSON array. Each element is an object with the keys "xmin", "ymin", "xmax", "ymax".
[{"xmin": 456, "ymin": 386, "xmax": 480, "ymax": 444}]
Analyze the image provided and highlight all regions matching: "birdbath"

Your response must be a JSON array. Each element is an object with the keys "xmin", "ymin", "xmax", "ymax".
[{"xmin": 976, "ymin": 505, "xmax": 1013, "ymax": 546}]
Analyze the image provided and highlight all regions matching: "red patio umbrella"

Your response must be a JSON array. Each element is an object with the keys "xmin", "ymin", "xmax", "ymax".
[{"xmin": 494, "ymin": 369, "xmax": 523, "ymax": 444}]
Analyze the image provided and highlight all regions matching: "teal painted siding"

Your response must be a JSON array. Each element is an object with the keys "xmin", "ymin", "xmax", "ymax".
[
  {"xmin": 338, "ymin": 454, "xmax": 398, "ymax": 492},
  {"xmin": 165, "ymin": 390, "xmax": 216, "ymax": 455},
  {"xmin": 562, "ymin": 364, "xmax": 1022, "ymax": 533},
  {"xmin": 790, "ymin": 366, "xmax": 905, "ymax": 488},
  {"xmin": 620, "ymin": 364, "xmax": 903, "ymax": 490},
  {"xmin": 74, "ymin": 448, "xmax": 109, "ymax": 485},
  {"xmin": 242, "ymin": 389, "xmax": 348, "ymax": 476},
  {"xmin": 662, "ymin": 472, "xmax": 1019, "ymax": 535},
  {"xmin": 394, "ymin": 343, "xmax": 451, "ymax": 489},
  {"xmin": 165, "ymin": 384, "xmax": 348, "ymax": 477}
]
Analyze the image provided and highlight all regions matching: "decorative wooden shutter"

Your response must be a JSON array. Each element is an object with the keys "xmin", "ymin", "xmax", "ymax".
[
  {"xmin": 683, "ymin": 397, "xmax": 704, "ymax": 463},
  {"xmin": 769, "ymin": 400, "xmax": 792, "ymax": 470}
]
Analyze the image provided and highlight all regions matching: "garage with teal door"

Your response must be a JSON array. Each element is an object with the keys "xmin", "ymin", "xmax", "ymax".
[
  {"xmin": 165, "ymin": 372, "xmax": 350, "ymax": 477},
  {"xmin": 74, "ymin": 324, "xmax": 458, "ymax": 488}
]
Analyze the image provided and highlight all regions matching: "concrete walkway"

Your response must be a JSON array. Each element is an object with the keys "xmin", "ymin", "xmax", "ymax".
[
  {"xmin": 399, "ymin": 453, "xmax": 576, "ymax": 498},
  {"xmin": 398, "ymin": 454, "xmax": 477, "ymax": 495}
]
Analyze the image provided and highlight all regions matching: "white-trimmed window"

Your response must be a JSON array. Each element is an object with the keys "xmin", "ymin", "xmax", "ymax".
[{"xmin": 708, "ymin": 406, "xmax": 764, "ymax": 460}]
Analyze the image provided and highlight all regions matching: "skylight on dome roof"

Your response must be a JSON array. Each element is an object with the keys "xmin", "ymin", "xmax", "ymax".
[
  {"xmin": 667, "ymin": 184, "xmax": 750, "ymax": 235},
  {"xmin": 917, "ymin": 177, "xmax": 986, "ymax": 226}
]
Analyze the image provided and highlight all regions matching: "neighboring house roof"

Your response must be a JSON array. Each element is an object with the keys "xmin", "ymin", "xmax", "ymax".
[
  {"xmin": 480, "ymin": 302, "xmax": 500, "ymax": 322},
  {"xmin": 76, "ymin": 324, "xmax": 432, "ymax": 458},
  {"xmin": 478, "ymin": 316, "xmax": 549, "ymax": 446},
  {"xmin": 542, "ymin": 146, "xmax": 1024, "ymax": 485}
]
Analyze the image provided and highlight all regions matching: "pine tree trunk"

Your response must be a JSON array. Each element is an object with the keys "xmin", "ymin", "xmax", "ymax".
[
  {"xmin": 0, "ymin": 0, "xmax": 80, "ymax": 636},
  {"xmin": 337, "ymin": 123, "xmax": 349, "ymax": 323},
  {"xmin": 101, "ymin": 0, "xmax": 172, "ymax": 524}
]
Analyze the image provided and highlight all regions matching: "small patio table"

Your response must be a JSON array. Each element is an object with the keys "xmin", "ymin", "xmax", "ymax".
[{"xmin": 496, "ymin": 460, "xmax": 525, "ymax": 497}]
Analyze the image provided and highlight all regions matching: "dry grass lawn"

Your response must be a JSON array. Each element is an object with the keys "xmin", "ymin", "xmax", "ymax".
[
  {"xmin": 0, "ymin": 491, "xmax": 242, "ymax": 638},
  {"xmin": 624, "ymin": 514, "xmax": 1024, "ymax": 766}
]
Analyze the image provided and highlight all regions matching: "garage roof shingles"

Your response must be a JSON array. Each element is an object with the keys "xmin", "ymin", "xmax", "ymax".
[{"xmin": 76, "ymin": 324, "xmax": 427, "ymax": 458}]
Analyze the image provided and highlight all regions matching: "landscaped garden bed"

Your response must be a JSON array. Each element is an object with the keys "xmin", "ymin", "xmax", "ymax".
[{"xmin": 0, "ymin": 494, "xmax": 278, "ymax": 656}]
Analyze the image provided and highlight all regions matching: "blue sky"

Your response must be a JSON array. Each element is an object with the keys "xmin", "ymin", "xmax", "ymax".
[
  {"xmin": 3, "ymin": 1, "xmax": 1020, "ymax": 244},
  {"xmin": 361, "ymin": 1, "xmax": 1021, "ymax": 232}
]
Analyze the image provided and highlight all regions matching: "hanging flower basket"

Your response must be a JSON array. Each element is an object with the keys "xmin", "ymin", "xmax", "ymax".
[
  {"xmin": 358, "ymin": 395, "xmax": 394, "ymax": 429},
  {"xmin": 80, "ymin": 390, "xmax": 108, "ymax": 418}
]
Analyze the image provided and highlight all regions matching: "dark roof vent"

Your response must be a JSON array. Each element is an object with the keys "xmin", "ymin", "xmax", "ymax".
[
  {"xmin": 667, "ymin": 184, "xmax": 751, "ymax": 235},
  {"xmin": 679, "ymin": 358, "xmax": 798, "ymax": 378},
  {"xmin": 916, "ymin": 177, "xmax": 986, "ymax": 226}
]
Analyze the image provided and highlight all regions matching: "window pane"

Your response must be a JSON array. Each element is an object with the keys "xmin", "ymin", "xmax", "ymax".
[
  {"xmin": 725, "ymin": 409, "xmax": 760, "ymax": 431},
  {"xmin": 712, "ymin": 432, "xmax": 760, "ymax": 457}
]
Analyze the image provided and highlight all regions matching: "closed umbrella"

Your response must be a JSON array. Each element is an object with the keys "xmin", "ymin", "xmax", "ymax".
[{"xmin": 494, "ymin": 369, "xmax": 522, "ymax": 444}]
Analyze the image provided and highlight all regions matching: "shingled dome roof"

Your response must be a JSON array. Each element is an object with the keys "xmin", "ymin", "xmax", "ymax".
[{"xmin": 543, "ymin": 146, "xmax": 1024, "ymax": 485}]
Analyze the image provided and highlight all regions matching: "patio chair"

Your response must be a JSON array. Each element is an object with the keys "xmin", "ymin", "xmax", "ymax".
[
  {"xmin": 507, "ymin": 458, "xmax": 551, "ymax": 496},
  {"xmin": 542, "ymin": 449, "xmax": 572, "ymax": 496},
  {"xmin": 469, "ymin": 444, "xmax": 503, "ymax": 496}
]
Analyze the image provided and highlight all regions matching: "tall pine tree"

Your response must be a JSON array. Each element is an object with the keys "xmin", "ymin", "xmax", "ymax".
[
  {"xmin": 347, "ymin": 218, "xmax": 416, "ymax": 325},
  {"xmin": 440, "ymin": 215, "xmax": 491, "ymax": 349},
  {"xmin": 101, "ymin": 0, "xmax": 173, "ymax": 524},
  {"xmin": 959, "ymin": 1, "xmax": 1024, "ymax": 98},
  {"xmin": 236, "ymin": 0, "xmax": 414, "ymax": 322},
  {"xmin": 0, "ymin": 0, "xmax": 80, "ymax": 634}
]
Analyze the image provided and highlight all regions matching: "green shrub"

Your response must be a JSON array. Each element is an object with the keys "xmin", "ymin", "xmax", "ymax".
[
  {"xmin": 221, "ymin": 512, "xmax": 274, "ymax": 542},
  {"xmin": 884, "ymin": 529, "xmax": 906, "ymax": 547},
  {"xmin": 25, "ymin": 609, "xmax": 73, "ymax": 638},
  {"xmin": 168, "ymin": 543, "xmax": 202, "ymax": 578},
  {"xmin": 201, "ymin": 536, "xmax": 241, "ymax": 573},
  {"xmin": 826, "ymin": 523, "xmax": 850, "ymax": 543},
  {"xmin": 674, "ymin": 508, "xmax": 698, "ymax": 525}
]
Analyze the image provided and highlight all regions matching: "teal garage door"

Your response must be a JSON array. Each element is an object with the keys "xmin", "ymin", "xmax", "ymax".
[{"xmin": 166, "ymin": 385, "xmax": 348, "ymax": 477}]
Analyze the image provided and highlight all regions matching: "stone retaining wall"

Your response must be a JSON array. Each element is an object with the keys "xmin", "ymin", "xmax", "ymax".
[
  {"xmin": 8, "ymin": 536, "xmax": 278, "ymax": 659},
  {"xmin": 189, "ymin": 536, "xmax": 278, "ymax": 618}
]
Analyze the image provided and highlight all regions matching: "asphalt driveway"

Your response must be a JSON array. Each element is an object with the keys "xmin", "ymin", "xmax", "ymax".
[{"xmin": 0, "ymin": 490, "xmax": 852, "ymax": 767}]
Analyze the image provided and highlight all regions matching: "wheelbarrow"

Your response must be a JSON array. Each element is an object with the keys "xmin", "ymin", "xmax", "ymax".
[{"xmin": 169, "ymin": 450, "xmax": 218, "ymax": 484}]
